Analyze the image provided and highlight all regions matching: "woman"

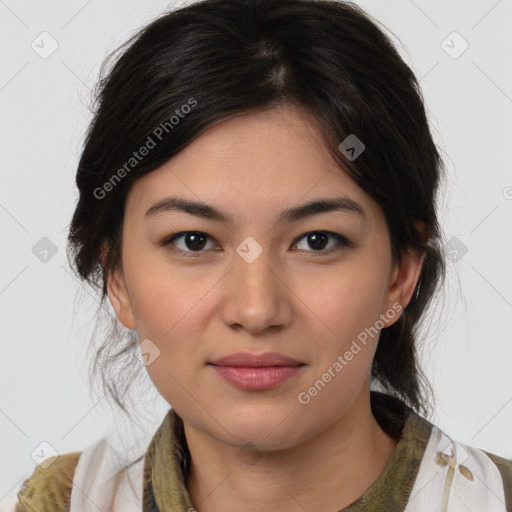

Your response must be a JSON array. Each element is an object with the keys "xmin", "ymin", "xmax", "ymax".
[{"xmin": 15, "ymin": 0, "xmax": 512, "ymax": 510}]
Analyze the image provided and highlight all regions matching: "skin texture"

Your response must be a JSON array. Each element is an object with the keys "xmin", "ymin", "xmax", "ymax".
[{"xmin": 106, "ymin": 103, "xmax": 425, "ymax": 512}]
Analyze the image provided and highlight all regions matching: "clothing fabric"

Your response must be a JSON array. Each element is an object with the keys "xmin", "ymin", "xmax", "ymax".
[{"xmin": 15, "ymin": 391, "xmax": 512, "ymax": 511}]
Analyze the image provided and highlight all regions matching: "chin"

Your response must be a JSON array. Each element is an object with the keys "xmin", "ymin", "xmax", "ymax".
[
  {"xmin": 216, "ymin": 408, "xmax": 307, "ymax": 449},
  {"xmin": 227, "ymin": 429, "xmax": 299, "ymax": 452}
]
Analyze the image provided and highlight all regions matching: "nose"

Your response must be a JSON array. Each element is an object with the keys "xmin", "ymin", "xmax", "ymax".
[{"xmin": 220, "ymin": 242, "xmax": 293, "ymax": 335}]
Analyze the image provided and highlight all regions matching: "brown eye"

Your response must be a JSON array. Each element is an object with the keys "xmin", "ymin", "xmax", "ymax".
[
  {"xmin": 160, "ymin": 230, "xmax": 352, "ymax": 258},
  {"xmin": 161, "ymin": 231, "xmax": 218, "ymax": 256},
  {"xmin": 293, "ymin": 231, "xmax": 352, "ymax": 253}
]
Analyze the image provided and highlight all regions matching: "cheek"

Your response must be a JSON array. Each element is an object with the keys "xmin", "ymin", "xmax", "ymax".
[
  {"xmin": 299, "ymin": 264, "xmax": 387, "ymax": 346},
  {"xmin": 125, "ymin": 262, "xmax": 212, "ymax": 407},
  {"xmin": 125, "ymin": 244, "xmax": 209, "ymax": 335},
  {"xmin": 122, "ymin": 249, "xmax": 209, "ymax": 365},
  {"xmin": 291, "ymin": 271, "xmax": 385, "ymax": 423},
  {"xmin": 132, "ymin": 276, "xmax": 203, "ymax": 339}
]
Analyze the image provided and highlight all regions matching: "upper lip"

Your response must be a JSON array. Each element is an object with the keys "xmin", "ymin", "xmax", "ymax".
[{"xmin": 208, "ymin": 352, "xmax": 303, "ymax": 367}]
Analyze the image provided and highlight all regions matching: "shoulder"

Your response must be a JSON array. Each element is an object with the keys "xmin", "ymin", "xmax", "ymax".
[
  {"xmin": 481, "ymin": 448, "xmax": 512, "ymax": 509},
  {"xmin": 15, "ymin": 451, "xmax": 81, "ymax": 512},
  {"xmin": 482, "ymin": 448, "xmax": 512, "ymax": 473},
  {"xmin": 14, "ymin": 437, "xmax": 141, "ymax": 512},
  {"xmin": 405, "ymin": 418, "xmax": 512, "ymax": 511}
]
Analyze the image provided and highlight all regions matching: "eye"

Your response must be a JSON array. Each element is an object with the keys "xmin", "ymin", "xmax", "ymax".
[
  {"xmin": 161, "ymin": 230, "xmax": 352, "ymax": 257},
  {"xmin": 160, "ymin": 231, "xmax": 219, "ymax": 257},
  {"xmin": 292, "ymin": 231, "xmax": 353, "ymax": 254}
]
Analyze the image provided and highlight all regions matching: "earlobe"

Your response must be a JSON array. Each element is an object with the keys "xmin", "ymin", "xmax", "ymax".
[{"xmin": 105, "ymin": 264, "xmax": 137, "ymax": 331}]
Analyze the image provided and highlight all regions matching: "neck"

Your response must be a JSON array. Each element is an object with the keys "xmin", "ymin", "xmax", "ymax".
[{"xmin": 184, "ymin": 387, "xmax": 398, "ymax": 512}]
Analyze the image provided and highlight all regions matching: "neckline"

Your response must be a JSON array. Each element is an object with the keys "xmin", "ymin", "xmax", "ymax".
[{"xmin": 143, "ymin": 391, "xmax": 434, "ymax": 512}]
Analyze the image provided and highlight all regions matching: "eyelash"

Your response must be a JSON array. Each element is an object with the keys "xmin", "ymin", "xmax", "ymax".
[{"xmin": 159, "ymin": 230, "xmax": 353, "ymax": 258}]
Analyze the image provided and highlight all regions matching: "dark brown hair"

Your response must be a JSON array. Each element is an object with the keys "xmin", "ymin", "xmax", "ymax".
[{"xmin": 67, "ymin": 0, "xmax": 446, "ymax": 421}]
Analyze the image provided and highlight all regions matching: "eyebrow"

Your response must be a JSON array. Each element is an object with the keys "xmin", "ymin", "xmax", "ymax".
[{"xmin": 144, "ymin": 196, "xmax": 366, "ymax": 223}]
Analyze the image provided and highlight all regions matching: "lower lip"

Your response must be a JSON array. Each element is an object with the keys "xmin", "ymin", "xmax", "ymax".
[{"xmin": 208, "ymin": 364, "xmax": 302, "ymax": 390}]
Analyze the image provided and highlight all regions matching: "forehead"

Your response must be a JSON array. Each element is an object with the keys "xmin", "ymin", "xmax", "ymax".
[{"xmin": 124, "ymin": 104, "xmax": 379, "ymax": 225}]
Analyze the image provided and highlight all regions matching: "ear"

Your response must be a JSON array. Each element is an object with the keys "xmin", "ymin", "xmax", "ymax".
[
  {"xmin": 102, "ymin": 245, "xmax": 137, "ymax": 330},
  {"xmin": 381, "ymin": 222, "xmax": 427, "ymax": 328}
]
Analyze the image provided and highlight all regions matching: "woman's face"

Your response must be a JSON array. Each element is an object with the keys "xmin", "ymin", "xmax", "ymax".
[{"xmin": 107, "ymin": 103, "xmax": 422, "ymax": 450}]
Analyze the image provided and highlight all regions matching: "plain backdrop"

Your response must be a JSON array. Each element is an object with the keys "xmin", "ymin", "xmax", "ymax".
[{"xmin": 1, "ymin": 0, "xmax": 511, "ymax": 509}]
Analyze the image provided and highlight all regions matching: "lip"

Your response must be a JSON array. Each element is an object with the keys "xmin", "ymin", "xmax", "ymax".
[
  {"xmin": 207, "ymin": 352, "xmax": 305, "ymax": 391},
  {"xmin": 209, "ymin": 351, "xmax": 303, "ymax": 367}
]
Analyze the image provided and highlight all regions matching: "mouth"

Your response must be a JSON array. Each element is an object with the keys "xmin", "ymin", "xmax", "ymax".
[
  {"xmin": 208, "ymin": 351, "xmax": 303, "ymax": 367},
  {"xmin": 207, "ymin": 352, "xmax": 305, "ymax": 391}
]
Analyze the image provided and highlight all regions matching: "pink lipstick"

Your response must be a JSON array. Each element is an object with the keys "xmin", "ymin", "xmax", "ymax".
[{"xmin": 208, "ymin": 352, "xmax": 304, "ymax": 391}]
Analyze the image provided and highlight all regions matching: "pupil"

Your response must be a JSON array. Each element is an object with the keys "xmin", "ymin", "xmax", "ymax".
[
  {"xmin": 309, "ymin": 232, "xmax": 327, "ymax": 250},
  {"xmin": 186, "ymin": 233, "xmax": 207, "ymax": 251}
]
